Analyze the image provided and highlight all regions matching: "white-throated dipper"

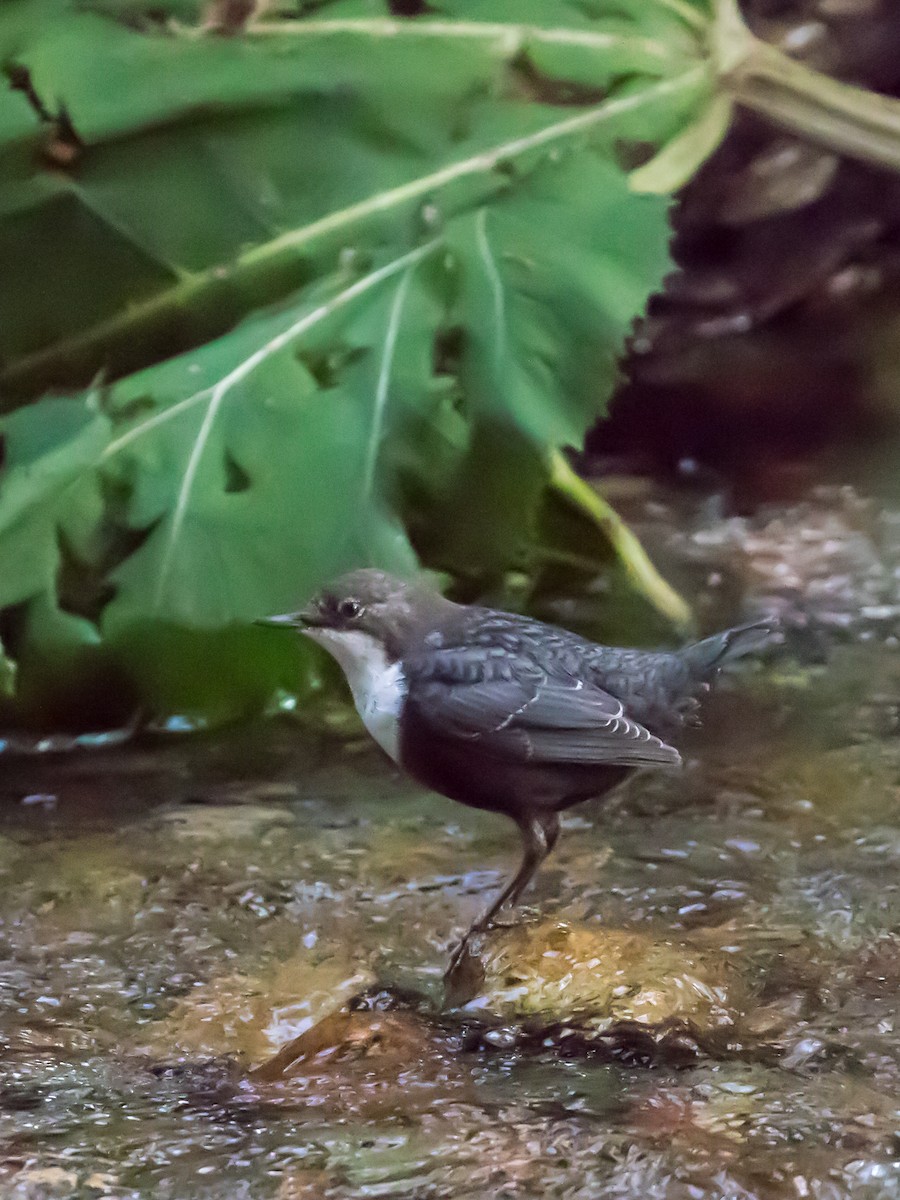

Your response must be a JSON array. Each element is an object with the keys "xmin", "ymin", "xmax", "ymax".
[{"xmin": 262, "ymin": 569, "xmax": 773, "ymax": 968}]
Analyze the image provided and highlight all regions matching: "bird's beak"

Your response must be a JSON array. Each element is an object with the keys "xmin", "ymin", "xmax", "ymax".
[
  {"xmin": 254, "ymin": 604, "xmax": 322, "ymax": 630},
  {"xmin": 255, "ymin": 613, "xmax": 299, "ymax": 630}
]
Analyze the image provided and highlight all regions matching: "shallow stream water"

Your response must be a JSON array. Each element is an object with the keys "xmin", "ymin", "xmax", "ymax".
[{"xmin": 3, "ymin": 489, "xmax": 900, "ymax": 1199}]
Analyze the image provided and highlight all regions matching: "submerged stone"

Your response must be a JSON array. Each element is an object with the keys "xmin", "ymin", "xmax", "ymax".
[
  {"xmin": 145, "ymin": 951, "xmax": 375, "ymax": 1062},
  {"xmin": 446, "ymin": 919, "xmax": 748, "ymax": 1060},
  {"xmin": 251, "ymin": 1007, "xmax": 457, "ymax": 1082},
  {"xmin": 248, "ymin": 997, "xmax": 473, "ymax": 1120}
]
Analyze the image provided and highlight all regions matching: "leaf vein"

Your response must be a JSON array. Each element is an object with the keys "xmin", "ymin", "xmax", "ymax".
[
  {"xmin": 475, "ymin": 207, "xmax": 506, "ymax": 375},
  {"xmin": 245, "ymin": 19, "xmax": 683, "ymax": 63},
  {"xmin": 145, "ymin": 239, "xmax": 441, "ymax": 611},
  {"xmin": 362, "ymin": 266, "xmax": 414, "ymax": 504}
]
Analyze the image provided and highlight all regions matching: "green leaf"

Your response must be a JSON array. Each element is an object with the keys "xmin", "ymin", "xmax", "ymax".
[
  {"xmin": 0, "ymin": 152, "xmax": 676, "ymax": 642},
  {"xmin": 99, "ymin": 244, "xmax": 437, "ymax": 629},
  {"xmin": 0, "ymin": 0, "xmax": 713, "ymax": 396},
  {"xmin": 0, "ymin": 392, "xmax": 110, "ymax": 608},
  {"xmin": 0, "ymin": 0, "xmax": 713, "ymax": 722},
  {"xmin": 107, "ymin": 620, "xmax": 322, "ymax": 727},
  {"xmin": 630, "ymin": 91, "xmax": 732, "ymax": 193},
  {"xmin": 420, "ymin": 153, "xmax": 673, "ymax": 578},
  {"xmin": 448, "ymin": 156, "xmax": 672, "ymax": 446}
]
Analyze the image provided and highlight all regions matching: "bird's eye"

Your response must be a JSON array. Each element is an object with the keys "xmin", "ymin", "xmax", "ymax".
[{"xmin": 337, "ymin": 598, "xmax": 362, "ymax": 621}]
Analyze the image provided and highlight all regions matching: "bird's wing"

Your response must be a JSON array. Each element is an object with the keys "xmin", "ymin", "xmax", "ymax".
[{"xmin": 404, "ymin": 649, "xmax": 681, "ymax": 768}]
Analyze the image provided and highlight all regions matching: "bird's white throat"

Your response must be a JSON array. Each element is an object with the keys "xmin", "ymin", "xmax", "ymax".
[{"xmin": 303, "ymin": 627, "xmax": 406, "ymax": 762}]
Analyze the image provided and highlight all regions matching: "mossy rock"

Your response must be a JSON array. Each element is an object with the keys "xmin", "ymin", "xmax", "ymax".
[{"xmin": 447, "ymin": 920, "xmax": 751, "ymax": 1061}]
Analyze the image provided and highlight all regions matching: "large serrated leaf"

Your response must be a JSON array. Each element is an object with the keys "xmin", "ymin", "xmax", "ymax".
[
  {"xmin": 448, "ymin": 156, "xmax": 672, "ymax": 447},
  {"xmin": 0, "ymin": 0, "xmax": 721, "ymax": 721},
  {"xmin": 0, "ymin": 0, "xmax": 711, "ymax": 396},
  {"xmin": 99, "ymin": 247, "xmax": 434, "ymax": 629}
]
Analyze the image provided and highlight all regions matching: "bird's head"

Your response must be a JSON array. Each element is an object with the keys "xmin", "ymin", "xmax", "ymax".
[{"xmin": 258, "ymin": 569, "xmax": 452, "ymax": 662}]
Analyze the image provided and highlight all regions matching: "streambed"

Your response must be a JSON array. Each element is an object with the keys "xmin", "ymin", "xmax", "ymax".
[{"xmin": 2, "ymin": 487, "xmax": 900, "ymax": 1199}]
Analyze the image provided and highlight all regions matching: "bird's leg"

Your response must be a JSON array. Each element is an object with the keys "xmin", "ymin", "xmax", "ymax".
[
  {"xmin": 446, "ymin": 810, "xmax": 560, "ymax": 976},
  {"xmin": 483, "ymin": 810, "xmax": 561, "ymax": 926}
]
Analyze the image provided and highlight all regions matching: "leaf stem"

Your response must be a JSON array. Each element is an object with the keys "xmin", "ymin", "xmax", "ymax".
[
  {"xmin": 715, "ymin": 0, "xmax": 900, "ymax": 173},
  {"xmin": 652, "ymin": 0, "xmax": 709, "ymax": 32},
  {"xmin": 548, "ymin": 450, "xmax": 692, "ymax": 629}
]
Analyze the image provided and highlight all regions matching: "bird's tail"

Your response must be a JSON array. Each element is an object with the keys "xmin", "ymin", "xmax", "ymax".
[{"xmin": 683, "ymin": 618, "xmax": 777, "ymax": 677}]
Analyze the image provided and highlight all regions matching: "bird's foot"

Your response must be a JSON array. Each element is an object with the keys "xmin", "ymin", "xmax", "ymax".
[
  {"xmin": 489, "ymin": 904, "xmax": 539, "ymax": 929},
  {"xmin": 444, "ymin": 939, "xmax": 468, "ymax": 982},
  {"xmin": 448, "ymin": 902, "xmax": 547, "ymax": 969},
  {"xmin": 445, "ymin": 906, "xmax": 538, "ymax": 979},
  {"xmin": 445, "ymin": 927, "xmax": 482, "ymax": 979},
  {"xmin": 444, "ymin": 916, "xmax": 496, "ymax": 983}
]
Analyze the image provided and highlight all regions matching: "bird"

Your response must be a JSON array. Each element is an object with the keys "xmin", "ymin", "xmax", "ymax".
[{"xmin": 261, "ymin": 569, "xmax": 773, "ymax": 971}]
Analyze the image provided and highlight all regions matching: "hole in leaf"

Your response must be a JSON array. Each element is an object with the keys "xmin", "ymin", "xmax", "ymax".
[
  {"xmin": 52, "ymin": 475, "xmax": 162, "ymax": 624},
  {"xmin": 108, "ymin": 392, "xmax": 157, "ymax": 423},
  {"xmin": 298, "ymin": 345, "xmax": 366, "ymax": 389},
  {"xmin": 387, "ymin": 0, "xmax": 436, "ymax": 14},
  {"xmin": 507, "ymin": 51, "xmax": 609, "ymax": 108},
  {"xmin": 224, "ymin": 452, "xmax": 251, "ymax": 495},
  {"xmin": 56, "ymin": 518, "xmax": 141, "ymax": 624},
  {"xmin": 0, "ymin": 604, "xmax": 23, "ymax": 653},
  {"xmin": 203, "ymin": 0, "xmax": 257, "ymax": 33},
  {"xmin": 54, "ymin": 103, "xmax": 82, "ymax": 148},
  {"xmin": 433, "ymin": 326, "xmax": 463, "ymax": 377},
  {"xmin": 115, "ymin": 6, "xmax": 177, "ymax": 31},
  {"xmin": 56, "ymin": 555, "xmax": 116, "ymax": 624},
  {"xmin": 4, "ymin": 63, "xmax": 53, "ymax": 123}
]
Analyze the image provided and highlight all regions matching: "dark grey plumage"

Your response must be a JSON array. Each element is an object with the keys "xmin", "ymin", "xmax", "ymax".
[
  {"xmin": 263, "ymin": 569, "xmax": 774, "ymax": 972},
  {"xmin": 401, "ymin": 608, "xmax": 769, "ymax": 776}
]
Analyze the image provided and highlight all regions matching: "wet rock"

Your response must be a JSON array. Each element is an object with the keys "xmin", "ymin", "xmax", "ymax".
[
  {"xmin": 278, "ymin": 1169, "xmax": 345, "ymax": 1200},
  {"xmin": 24, "ymin": 837, "xmax": 147, "ymax": 923},
  {"xmin": 249, "ymin": 1001, "xmax": 473, "ymax": 1121},
  {"xmin": 251, "ymin": 1007, "xmax": 457, "ymax": 1082},
  {"xmin": 628, "ymin": 1081, "xmax": 755, "ymax": 1148},
  {"xmin": 1, "ymin": 1019, "xmax": 103, "ymax": 1057},
  {"xmin": 0, "ymin": 836, "xmax": 22, "ymax": 873},
  {"xmin": 147, "ymin": 1056, "xmax": 243, "ymax": 1100},
  {"xmin": 717, "ymin": 140, "xmax": 840, "ymax": 226},
  {"xmin": 4, "ymin": 631, "xmax": 900, "ymax": 1194},
  {"xmin": 8, "ymin": 1167, "xmax": 79, "ymax": 1196},
  {"xmin": 835, "ymin": 933, "xmax": 900, "ymax": 996},
  {"xmin": 446, "ymin": 920, "xmax": 749, "ymax": 1061},
  {"xmin": 160, "ymin": 801, "xmax": 295, "ymax": 841},
  {"xmin": 6, "ymin": 1167, "xmax": 122, "ymax": 1199},
  {"xmin": 664, "ymin": 486, "xmax": 900, "ymax": 644},
  {"xmin": 144, "ymin": 951, "xmax": 374, "ymax": 1061},
  {"xmin": 136, "ymin": 1056, "xmax": 246, "ymax": 1119}
]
